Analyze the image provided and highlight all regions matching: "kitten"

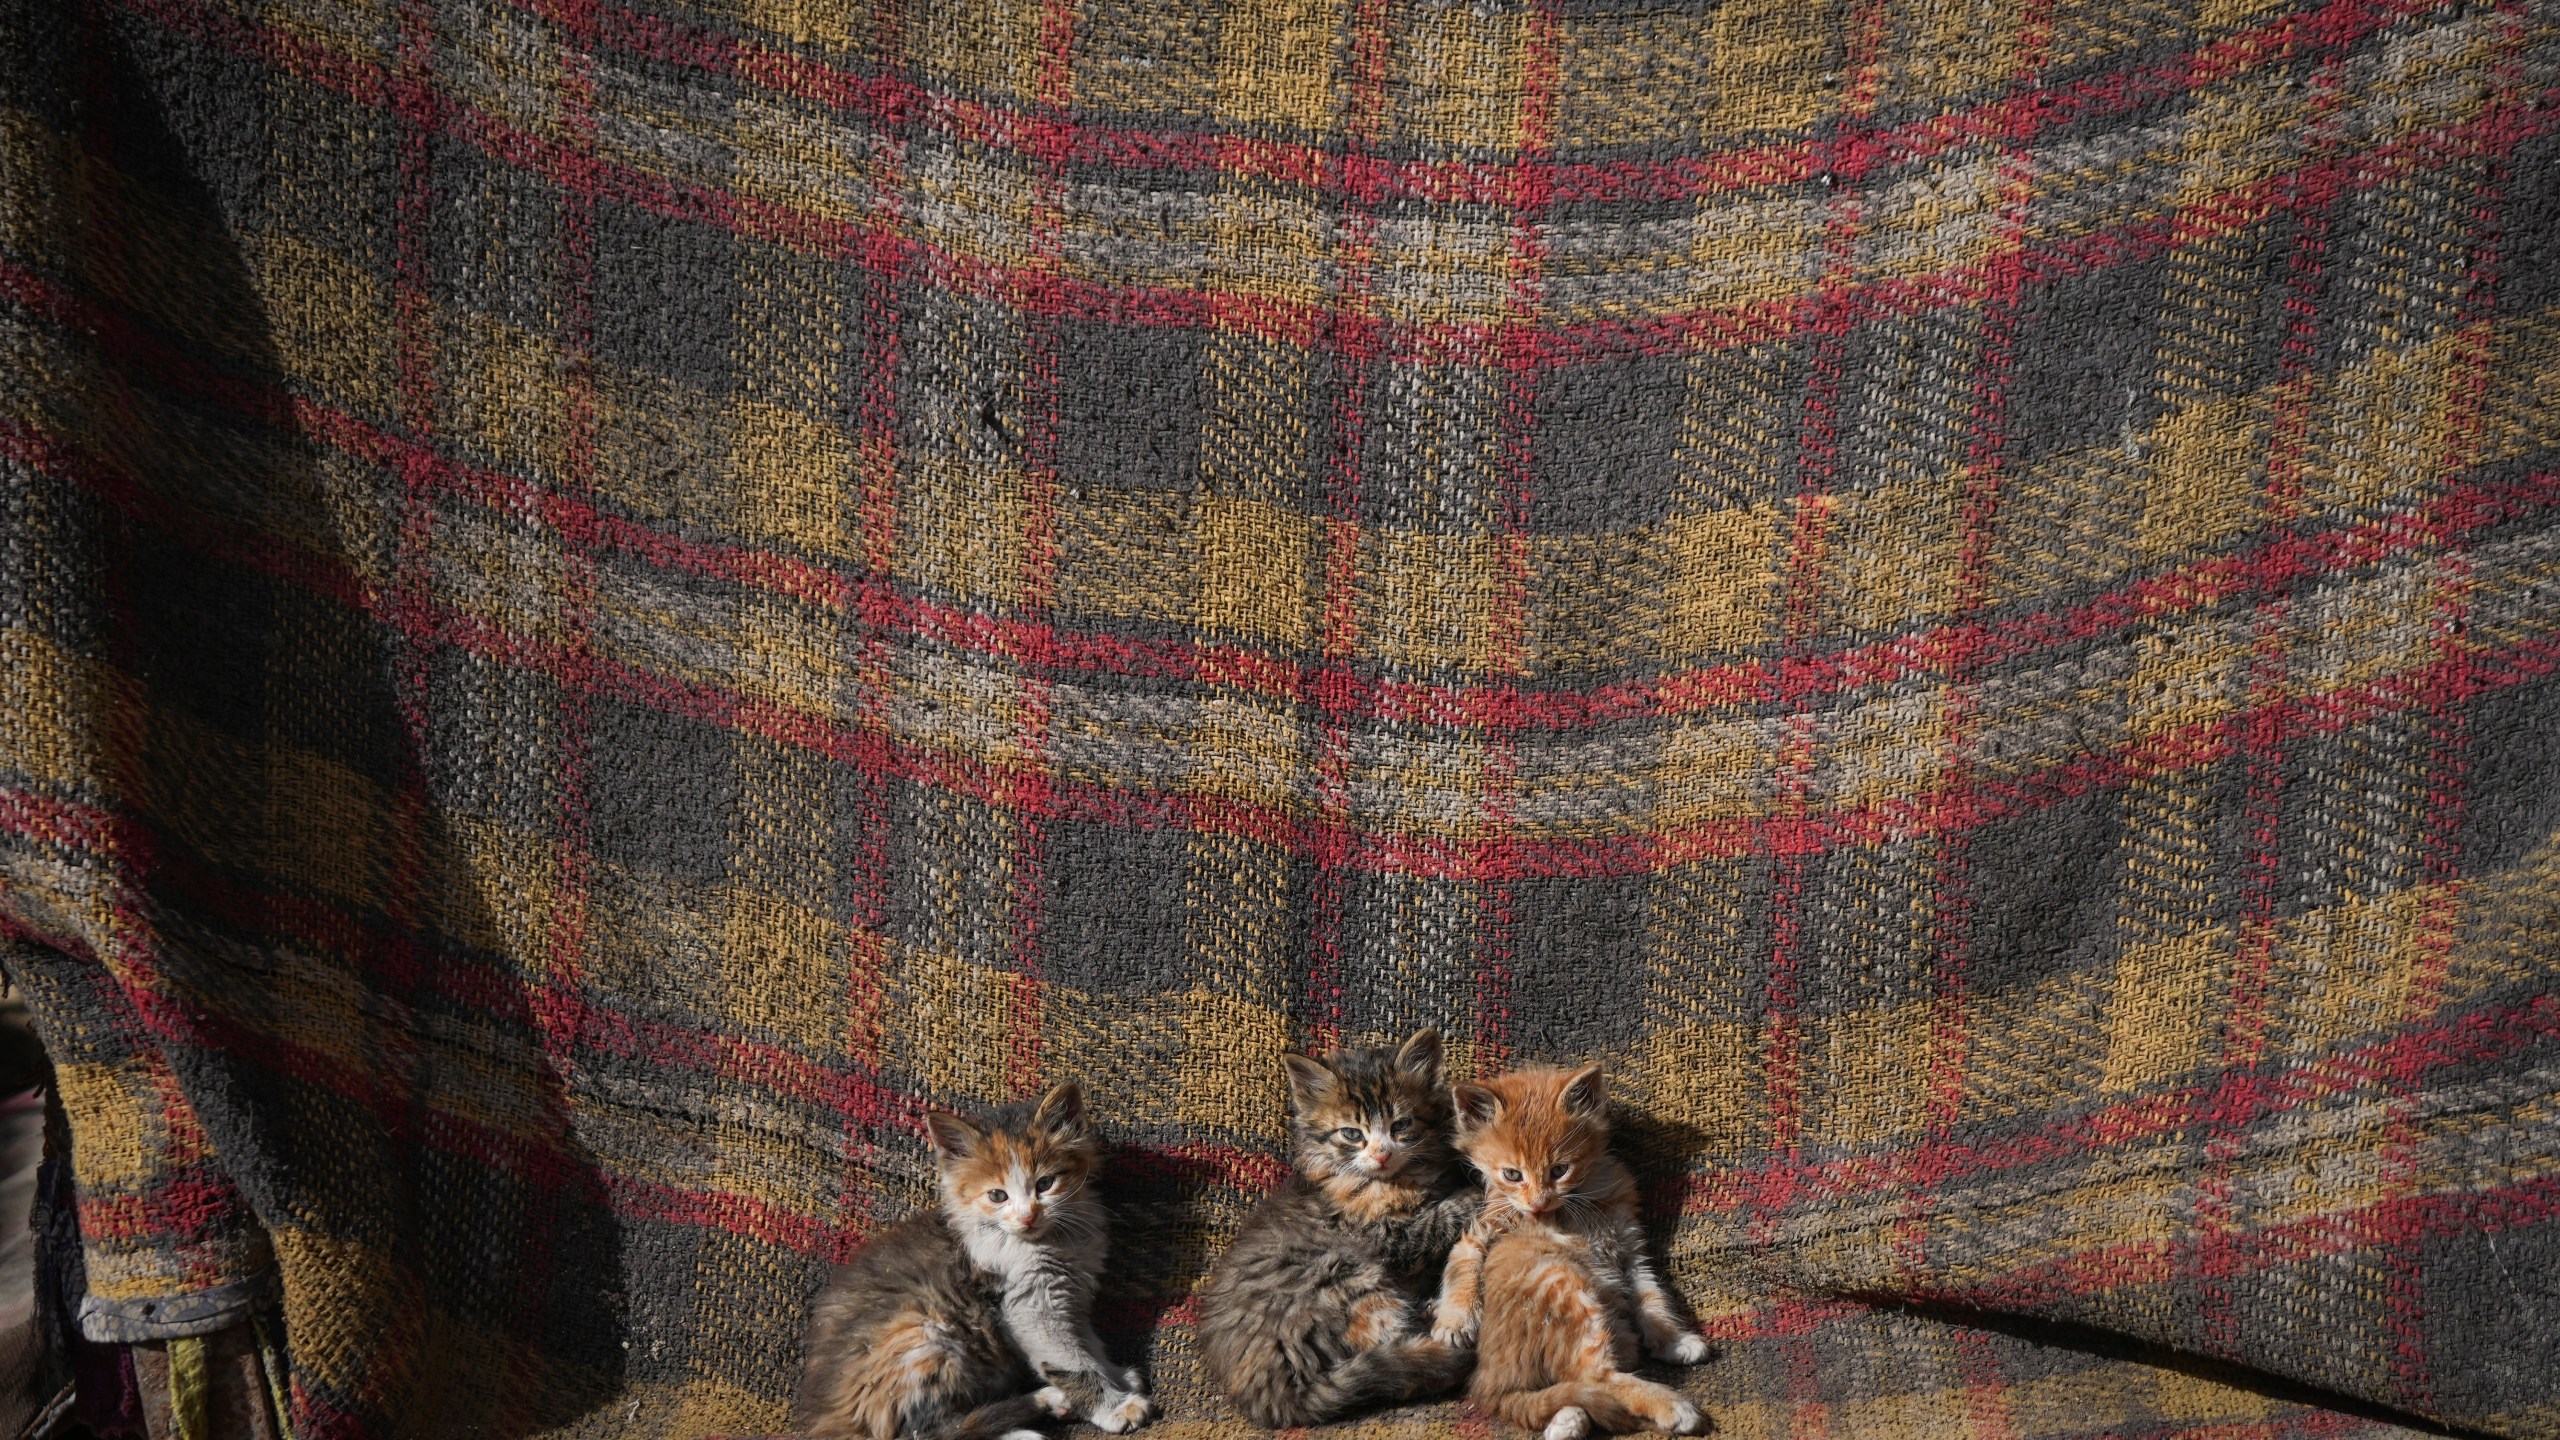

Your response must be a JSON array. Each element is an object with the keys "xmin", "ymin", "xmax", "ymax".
[
  {"xmin": 1197, "ymin": 1029, "xmax": 1481, "ymax": 1427},
  {"xmin": 1431, "ymin": 1064, "xmax": 1708, "ymax": 1440},
  {"xmin": 794, "ymin": 1084, "xmax": 1154, "ymax": 1440}
]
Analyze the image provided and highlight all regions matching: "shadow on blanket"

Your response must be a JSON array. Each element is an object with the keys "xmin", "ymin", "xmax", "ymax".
[{"xmin": 10, "ymin": 36, "xmax": 631, "ymax": 1429}]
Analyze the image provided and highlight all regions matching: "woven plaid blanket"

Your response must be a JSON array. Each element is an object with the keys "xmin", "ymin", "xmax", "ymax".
[{"xmin": 2, "ymin": 0, "xmax": 2556, "ymax": 1434}]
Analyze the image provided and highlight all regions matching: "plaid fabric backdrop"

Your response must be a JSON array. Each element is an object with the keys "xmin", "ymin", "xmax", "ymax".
[{"xmin": 2, "ymin": 0, "xmax": 2557, "ymax": 1433}]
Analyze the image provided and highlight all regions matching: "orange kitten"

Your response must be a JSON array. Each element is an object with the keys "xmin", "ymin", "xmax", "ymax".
[{"xmin": 1432, "ymin": 1065, "xmax": 1707, "ymax": 1440}]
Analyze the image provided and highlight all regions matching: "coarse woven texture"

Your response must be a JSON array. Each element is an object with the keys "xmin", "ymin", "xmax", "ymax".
[{"xmin": 1, "ymin": 0, "xmax": 2557, "ymax": 1434}]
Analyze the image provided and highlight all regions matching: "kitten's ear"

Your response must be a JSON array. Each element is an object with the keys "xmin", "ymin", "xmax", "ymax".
[
  {"xmin": 1395, "ymin": 1028, "xmax": 1442, "ymax": 1082},
  {"xmin": 1033, "ymin": 1081, "xmax": 1089, "ymax": 1138},
  {"xmin": 924, "ymin": 1110, "xmax": 984, "ymax": 1159},
  {"xmin": 1561, "ymin": 1064, "xmax": 1608, "ymax": 1118},
  {"xmin": 1280, "ymin": 1053, "xmax": 1337, "ymax": 1110},
  {"xmin": 1451, "ymin": 1081, "xmax": 1502, "ymax": 1132}
]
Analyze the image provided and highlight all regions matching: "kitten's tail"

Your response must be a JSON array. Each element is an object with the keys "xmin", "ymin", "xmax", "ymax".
[
  {"xmin": 1479, "ymin": 1378, "xmax": 1697, "ymax": 1436},
  {"xmin": 912, "ymin": 1392, "xmax": 1055, "ymax": 1440},
  {"xmin": 1293, "ymin": 1338, "xmax": 1474, "ymax": 1424}
]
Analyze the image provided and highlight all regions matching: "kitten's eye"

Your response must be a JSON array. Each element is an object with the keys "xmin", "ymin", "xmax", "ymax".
[
  {"xmin": 1548, "ymin": 1164, "xmax": 1570, "ymax": 1181},
  {"xmin": 1035, "ymin": 1174, "xmax": 1057, "ymax": 1194},
  {"xmin": 987, "ymin": 1189, "xmax": 1008, "ymax": 1204},
  {"xmin": 1389, "ymin": 1118, "xmax": 1417, "ymax": 1139},
  {"xmin": 1501, "ymin": 1168, "xmax": 1523, "ymax": 1183},
  {"xmin": 1339, "ymin": 1128, "xmax": 1366, "ymax": 1145}
]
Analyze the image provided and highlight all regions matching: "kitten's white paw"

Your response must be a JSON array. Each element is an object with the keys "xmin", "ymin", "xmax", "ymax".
[
  {"xmin": 999, "ymin": 1430, "xmax": 1047, "ymax": 1440},
  {"xmin": 1653, "ymin": 1332, "xmax": 1710, "ymax": 1365},
  {"xmin": 1429, "ymin": 1308, "xmax": 1478, "ymax": 1349},
  {"xmin": 1092, "ymin": 1392, "xmax": 1154, "ymax": 1433},
  {"xmin": 1545, "ymin": 1406, "xmax": 1592, "ymax": 1440},
  {"xmin": 1661, "ymin": 1399, "xmax": 1705, "ymax": 1435},
  {"xmin": 1033, "ymin": 1386, "xmax": 1074, "ymax": 1418}
]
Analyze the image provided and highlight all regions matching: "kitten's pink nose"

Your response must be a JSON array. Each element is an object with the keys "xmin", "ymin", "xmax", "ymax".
[{"xmin": 1365, "ymin": 1145, "xmax": 1394, "ymax": 1167}]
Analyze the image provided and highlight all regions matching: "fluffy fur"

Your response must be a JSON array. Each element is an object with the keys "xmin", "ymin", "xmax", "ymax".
[
  {"xmin": 1434, "ymin": 1065, "xmax": 1708, "ymax": 1440},
  {"xmin": 794, "ymin": 1085, "xmax": 1153, "ymax": 1440},
  {"xmin": 1197, "ymin": 1030, "xmax": 1481, "ymax": 1427}
]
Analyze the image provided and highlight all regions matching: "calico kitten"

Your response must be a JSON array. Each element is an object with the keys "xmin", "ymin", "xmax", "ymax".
[
  {"xmin": 1431, "ymin": 1065, "xmax": 1708, "ymax": 1440},
  {"xmin": 794, "ymin": 1084, "xmax": 1154, "ymax": 1440},
  {"xmin": 1198, "ymin": 1029, "xmax": 1481, "ymax": 1427}
]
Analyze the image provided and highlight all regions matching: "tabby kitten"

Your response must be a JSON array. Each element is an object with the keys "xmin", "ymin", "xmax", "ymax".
[
  {"xmin": 1431, "ymin": 1065, "xmax": 1707, "ymax": 1440},
  {"xmin": 794, "ymin": 1084, "xmax": 1154, "ymax": 1440},
  {"xmin": 1198, "ymin": 1029, "xmax": 1481, "ymax": 1427}
]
